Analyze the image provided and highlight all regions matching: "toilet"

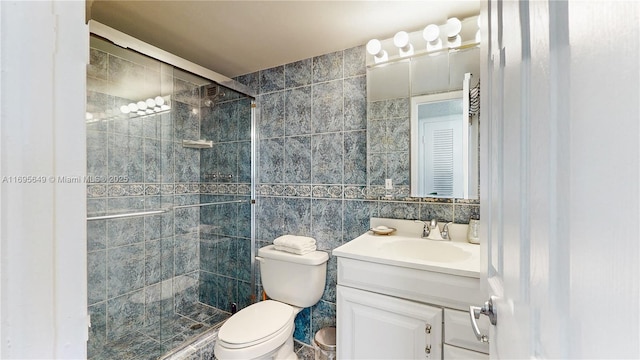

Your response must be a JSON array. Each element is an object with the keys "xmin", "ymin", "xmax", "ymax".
[{"xmin": 214, "ymin": 244, "xmax": 329, "ymax": 360}]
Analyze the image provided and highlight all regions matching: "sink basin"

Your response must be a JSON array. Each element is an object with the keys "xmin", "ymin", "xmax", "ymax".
[
  {"xmin": 333, "ymin": 231, "xmax": 480, "ymax": 277},
  {"xmin": 379, "ymin": 239, "xmax": 472, "ymax": 262}
]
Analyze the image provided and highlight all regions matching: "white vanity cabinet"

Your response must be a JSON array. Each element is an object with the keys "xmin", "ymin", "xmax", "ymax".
[
  {"xmin": 333, "ymin": 221, "xmax": 489, "ymax": 360},
  {"xmin": 337, "ymin": 286, "xmax": 442, "ymax": 359},
  {"xmin": 336, "ymin": 257, "xmax": 489, "ymax": 359}
]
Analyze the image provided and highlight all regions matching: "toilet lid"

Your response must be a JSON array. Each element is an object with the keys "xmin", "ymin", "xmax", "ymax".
[{"xmin": 218, "ymin": 300, "xmax": 294, "ymax": 346}]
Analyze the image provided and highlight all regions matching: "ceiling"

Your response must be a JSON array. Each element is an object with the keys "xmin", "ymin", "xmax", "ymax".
[{"xmin": 88, "ymin": 0, "xmax": 480, "ymax": 79}]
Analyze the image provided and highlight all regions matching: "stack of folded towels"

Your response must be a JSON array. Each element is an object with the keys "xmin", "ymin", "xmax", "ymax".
[{"xmin": 273, "ymin": 235, "xmax": 317, "ymax": 255}]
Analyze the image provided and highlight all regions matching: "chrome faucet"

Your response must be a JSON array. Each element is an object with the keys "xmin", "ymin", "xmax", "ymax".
[
  {"xmin": 414, "ymin": 220, "xmax": 430, "ymax": 238},
  {"xmin": 415, "ymin": 219, "xmax": 452, "ymax": 240},
  {"xmin": 441, "ymin": 222, "xmax": 451, "ymax": 240},
  {"xmin": 428, "ymin": 219, "xmax": 438, "ymax": 236}
]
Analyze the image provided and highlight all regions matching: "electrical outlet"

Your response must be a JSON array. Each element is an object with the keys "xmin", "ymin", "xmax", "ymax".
[{"xmin": 385, "ymin": 178, "xmax": 393, "ymax": 190}]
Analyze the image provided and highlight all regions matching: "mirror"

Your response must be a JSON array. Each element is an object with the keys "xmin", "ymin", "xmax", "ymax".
[
  {"xmin": 367, "ymin": 44, "xmax": 480, "ymax": 199},
  {"xmin": 410, "ymin": 86, "xmax": 478, "ymax": 198}
]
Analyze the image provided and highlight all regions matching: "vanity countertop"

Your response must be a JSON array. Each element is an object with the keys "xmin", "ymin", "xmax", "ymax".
[{"xmin": 333, "ymin": 218, "xmax": 481, "ymax": 278}]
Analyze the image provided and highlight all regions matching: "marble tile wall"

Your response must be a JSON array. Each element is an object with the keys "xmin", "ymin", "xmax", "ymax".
[
  {"xmin": 197, "ymin": 94, "xmax": 254, "ymax": 313},
  {"xmin": 235, "ymin": 45, "xmax": 481, "ymax": 345},
  {"xmin": 368, "ymin": 98, "xmax": 410, "ymax": 187}
]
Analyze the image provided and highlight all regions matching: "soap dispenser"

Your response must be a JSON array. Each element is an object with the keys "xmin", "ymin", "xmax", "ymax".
[{"xmin": 467, "ymin": 219, "xmax": 480, "ymax": 244}]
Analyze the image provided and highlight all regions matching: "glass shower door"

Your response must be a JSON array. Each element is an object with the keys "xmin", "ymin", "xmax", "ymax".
[
  {"xmin": 87, "ymin": 34, "xmax": 255, "ymax": 359},
  {"xmin": 86, "ymin": 34, "xmax": 177, "ymax": 359}
]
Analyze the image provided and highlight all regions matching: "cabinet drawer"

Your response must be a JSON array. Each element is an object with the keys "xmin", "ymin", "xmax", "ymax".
[
  {"xmin": 337, "ymin": 257, "xmax": 483, "ymax": 310},
  {"xmin": 444, "ymin": 309, "xmax": 489, "ymax": 354},
  {"xmin": 444, "ymin": 344, "xmax": 489, "ymax": 360}
]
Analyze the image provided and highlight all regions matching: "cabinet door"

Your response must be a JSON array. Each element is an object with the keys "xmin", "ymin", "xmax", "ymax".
[{"xmin": 337, "ymin": 286, "xmax": 442, "ymax": 359}]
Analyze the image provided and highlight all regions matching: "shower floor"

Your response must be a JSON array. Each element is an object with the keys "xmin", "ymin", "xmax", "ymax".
[{"xmin": 89, "ymin": 302, "xmax": 230, "ymax": 360}]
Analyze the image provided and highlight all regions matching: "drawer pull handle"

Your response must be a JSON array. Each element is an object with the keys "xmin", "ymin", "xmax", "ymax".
[
  {"xmin": 425, "ymin": 345, "xmax": 431, "ymax": 354},
  {"xmin": 425, "ymin": 324, "xmax": 431, "ymax": 334}
]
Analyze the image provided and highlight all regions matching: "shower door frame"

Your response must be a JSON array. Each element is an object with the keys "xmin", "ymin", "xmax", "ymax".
[{"xmin": 88, "ymin": 16, "xmax": 258, "ymax": 342}]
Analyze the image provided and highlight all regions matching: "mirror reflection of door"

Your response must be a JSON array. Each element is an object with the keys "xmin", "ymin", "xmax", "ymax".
[
  {"xmin": 411, "ymin": 91, "xmax": 469, "ymax": 198},
  {"xmin": 418, "ymin": 97, "xmax": 464, "ymax": 197}
]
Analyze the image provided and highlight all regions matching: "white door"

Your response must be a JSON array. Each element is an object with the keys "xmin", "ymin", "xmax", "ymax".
[{"xmin": 478, "ymin": 1, "xmax": 639, "ymax": 358}]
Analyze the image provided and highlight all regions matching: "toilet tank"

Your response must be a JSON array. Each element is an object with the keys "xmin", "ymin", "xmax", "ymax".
[{"xmin": 257, "ymin": 245, "xmax": 329, "ymax": 308}]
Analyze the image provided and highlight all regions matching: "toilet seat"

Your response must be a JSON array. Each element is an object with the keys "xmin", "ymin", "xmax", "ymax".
[{"xmin": 217, "ymin": 300, "xmax": 295, "ymax": 349}]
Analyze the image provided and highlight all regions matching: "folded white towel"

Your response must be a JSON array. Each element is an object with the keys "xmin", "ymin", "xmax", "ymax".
[
  {"xmin": 274, "ymin": 244, "xmax": 317, "ymax": 255},
  {"xmin": 273, "ymin": 235, "xmax": 316, "ymax": 250}
]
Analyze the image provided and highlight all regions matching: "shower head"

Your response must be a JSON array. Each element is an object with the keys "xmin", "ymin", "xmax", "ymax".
[{"xmin": 203, "ymin": 85, "xmax": 226, "ymax": 107}]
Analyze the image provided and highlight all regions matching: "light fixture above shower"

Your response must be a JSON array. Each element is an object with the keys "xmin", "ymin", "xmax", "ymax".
[
  {"xmin": 86, "ymin": 95, "xmax": 172, "ymax": 123},
  {"xmin": 120, "ymin": 95, "xmax": 171, "ymax": 116}
]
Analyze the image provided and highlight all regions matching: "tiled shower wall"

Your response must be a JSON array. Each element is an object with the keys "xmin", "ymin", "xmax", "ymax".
[
  {"xmin": 198, "ymin": 94, "xmax": 254, "ymax": 312},
  {"xmin": 235, "ymin": 46, "xmax": 480, "ymax": 345},
  {"xmin": 86, "ymin": 41, "xmax": 252, "ymax": 356}
]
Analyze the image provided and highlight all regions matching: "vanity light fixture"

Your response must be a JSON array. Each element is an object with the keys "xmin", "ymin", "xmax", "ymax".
[
  {"xmin": 393, "ymin": 31, "xmax": 414, "ymax": 57},
  {"xmin": 445, "ymin": 17, "xmax": 462, "ymax": 48},
  {"xmin": 423, "ymin": 24, "xmax": 442, "ymax": 52},
  {"xmin": 366, "ymin": 39, "xmax": 388, "ymax": 63},
  {"xmin": 365, "ymin": 14, "xmax": 479, "ymax": 65}
]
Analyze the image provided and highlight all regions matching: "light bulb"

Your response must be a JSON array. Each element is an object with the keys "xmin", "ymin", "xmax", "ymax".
[
  {"xmin": 423, "ymin": 24, "xmax": 440, "ymax": 42},
  {"xmin": 366, "ymin": 39, "xmax": 388, "ymax": 63},
  {"xmin": 146, "ymin": 98, "xmax": 156, "ymax": 108},
  {"xmin": 120, "ymin": 105, "xmax": 131, "ymax": 114},
  {"xmin": 393, "ymin": 31, "xmax": 410, "ymax": 48},
  {"xmin": 423, "ymin": 24, "xmax": 442, "ymax": 52},
  {"xmin": 366, "ymin": 39, "xmax": 382, "ymax": 56},
  {"xmin": 128, "ymin": 103, "xmax": 138, "ymax": 112},
  {"xmin": 137, "ymin": 101, "xmax": 147, "ymax": 110},
  {"xmin": 393, "ymin": 31, "xmax": 414, "ymax": 57},
  {"xmin": 154, "ymin": 96, "xmax": 165, "ymax": 106},
  {"xmin": 446, "ymin": 17, "xmax": 462, "ymax": 38}
]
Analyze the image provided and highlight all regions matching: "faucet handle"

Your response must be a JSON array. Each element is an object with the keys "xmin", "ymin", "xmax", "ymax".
[
  {"xmin": 441, "ymin": 222, "xmax": 453, "ymax": 240},
  {"xmin": 414, "ymin": 220, "xmax": 430, "ymax": 238}
]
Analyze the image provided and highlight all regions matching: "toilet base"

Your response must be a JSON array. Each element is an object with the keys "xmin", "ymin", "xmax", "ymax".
[
  {"xmin": 266, "ymin": 337, "xmax": 297, "ymax": 360},
  {"xmin": 215, "ymin": 335, "xmax": 298, "ymax": 360}
]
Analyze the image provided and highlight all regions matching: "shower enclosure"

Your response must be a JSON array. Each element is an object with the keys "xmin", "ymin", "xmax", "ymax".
[{"xmin": 86, "ymin": 33, "xmax": 255, "ymax": 359}]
